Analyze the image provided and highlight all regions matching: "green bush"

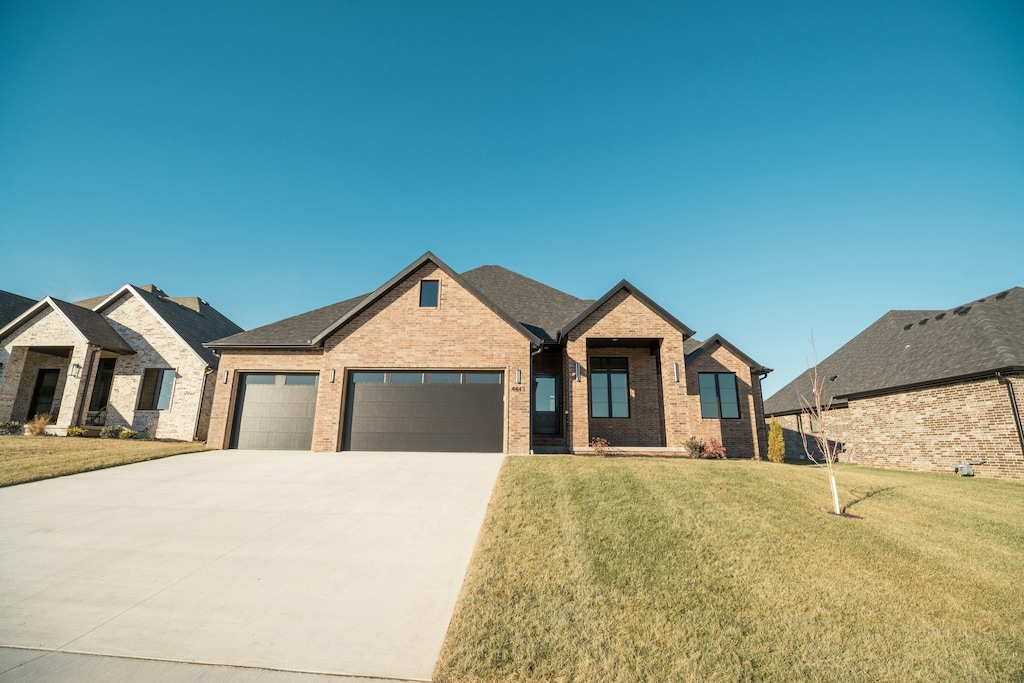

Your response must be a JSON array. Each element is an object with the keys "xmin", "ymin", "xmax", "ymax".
[
  {"xmin": 684, "ymin": 436, "xmax": 705, "ymax": 458},
  {"xmin": 117, "ymin": 428, "xmax": 138, "ymax": 440},
  {"xmin": 767, "ymin": 417, "xmax": 786, "ymax": 463},
  {"xmin": 66, "ymin": 427, "xmax": 87, "ymax": 438}
]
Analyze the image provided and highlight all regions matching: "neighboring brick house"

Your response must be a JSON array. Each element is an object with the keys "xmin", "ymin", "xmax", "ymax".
[
  {"xmin": 764, "ymin": 287, "xmax": 1024, "ymax": 481},
  {"xmin": 0, "ymin": 285, "xmax": 242, "ymax": 440},
  {"xmin": 205, "ymin": 252, "xmax": 771, "ymax": 457}
]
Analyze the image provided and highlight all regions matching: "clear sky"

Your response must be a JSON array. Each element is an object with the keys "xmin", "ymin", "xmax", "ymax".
[{"xmin": 2, "ymin": 0, "xmax": 1022, "ymax": 398}]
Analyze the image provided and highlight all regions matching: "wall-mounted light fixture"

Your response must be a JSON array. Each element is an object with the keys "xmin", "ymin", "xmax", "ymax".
[
  {"xmin": 222, "ymin": 370, "xmax": 229, "ymax": 384},
  {"xmin": 329, "ymin": 369, "xmax": 336, "ymax": 383},
  {"xmin": 575, "ymin": 362, "xmax": 582, "ymax": 382},
  {"xmin": 70, "ymin": 363, "xmax": 82, "ymax": 378},
  {"xmin": 515, "ymin": 369, "xmax": 522, "ymax": 384},
  {"xmin": 673, "ymin": 362, "xmax": 680, "ymax": 383}
]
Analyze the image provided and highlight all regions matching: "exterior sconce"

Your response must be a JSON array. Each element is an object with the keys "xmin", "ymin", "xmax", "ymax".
[
  {"xmin": 70, "ymin": 363, "xmax": 82, "ymax": 378},
  {"xmin": 515, "ymin": 369, "xmax": 522, "ymax": 384},
  {"xmin": 673, "ymin": 362, "xmax": 680, "ymax": 383},
  {"xmin": 575, "ymin": 362, "xmax": 582, "ymax": 382},
  {"xmin": 329, "ymin": 369, "xmax": 336, "ymax": 383}
]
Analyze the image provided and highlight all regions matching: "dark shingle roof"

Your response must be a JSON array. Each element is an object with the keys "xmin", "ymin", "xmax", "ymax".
[
  {"xmin": 125, "ymin": 286, "xmax": 244, "ymax": 365},
  {"xmin": 764, "ymin": 287, "xmax": 1024, "ymax": 415},
  {"xmin": 460, "ymin": 266, "xmax": 593, "ymax": 342},
  {"xmin": 0, "ymin": 290, "xmax": 35, "ymax": 329},
  {"xmin": 209, "ymin": 294, "xmax": 368, "ymax": 348},
  {"xmin": 49, "ymin": 298, "xmax": 135, "ymax": 353}
]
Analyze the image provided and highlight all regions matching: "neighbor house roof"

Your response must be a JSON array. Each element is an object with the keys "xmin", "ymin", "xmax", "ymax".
[
  {"xmin": 0, "ymin": 290, "xmax": 35, "ymax": 329},
  {"xmin": 764, "ymin": 287, "xmax": 1024, "ymax": 415},
  {"xmin": 90, "ymin": 285, "xmax": 243, "ymax": 366},
  {"xmin": 0, "ymin": 297, "xmax": 135, "ymax": 354},
  {"xmin": 207, "ymin": 253, "xmax": 699, "ymax": 350}
]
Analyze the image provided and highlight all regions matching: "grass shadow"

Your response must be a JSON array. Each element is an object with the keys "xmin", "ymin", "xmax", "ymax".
[{"xmin": 842, "ymin": 486, "xmax": 897, "ymax": 514}]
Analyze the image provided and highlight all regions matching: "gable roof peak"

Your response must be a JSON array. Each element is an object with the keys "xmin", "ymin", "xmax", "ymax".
[{"xmin": 556, "ymin": 279, "xmax": 696, "ymax": 340}]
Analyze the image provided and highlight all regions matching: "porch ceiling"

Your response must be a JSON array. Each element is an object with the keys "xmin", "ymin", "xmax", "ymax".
[{"xmin": 586, "ymin": 337, "xmax": 661, "ymax": 351}]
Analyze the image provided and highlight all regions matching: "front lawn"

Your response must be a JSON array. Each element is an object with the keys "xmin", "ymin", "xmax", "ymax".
[
  {"xmin": 437, "ymin": 457, "xmax": 1024, "ymax": 682},
  {"xmin": 0, "ymin": 436, "xmax": 209, "ymax": 487}
]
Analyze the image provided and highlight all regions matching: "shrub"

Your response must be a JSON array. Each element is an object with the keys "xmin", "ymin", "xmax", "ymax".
[
  {"xmin": 704, "ymin": 439, "xmax": 727, "ymax": 459},
  {"xmin": 100, "ymin": 425, "xmax": 124, "ymax": 439},
  {"xmin": 590, "ymin": 436, "xmax": 609, "ymax": 456},
  {"xmin": 117, "ymin": 428, "xmax": 138, "ymax": 440},
  {"xmin": 66, "ymin": 427, "xmax": 87, "ymax": 438},
  {"xmin": 767, "ymin": 417, "xmax": 785, "ymax": 463},
  {"xmin": 0, "ymin": 421, "xmax": 22, "ymax": 436},
  {"xmin": 25, "ymin": 414, "xmax": 51, "ymax": 436},
  {"xmin": 684, "ymin": 436, "xmax": 705, "ymax": 458}
]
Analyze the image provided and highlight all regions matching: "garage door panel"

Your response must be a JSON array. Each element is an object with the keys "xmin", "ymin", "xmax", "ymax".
[
  {"xmin": 343, "ymin": 373, "xmax": 503, "ymax": 452},
  {"xmin": 231, "ymin": 374, "xmax": 319, "ymax": 450}
]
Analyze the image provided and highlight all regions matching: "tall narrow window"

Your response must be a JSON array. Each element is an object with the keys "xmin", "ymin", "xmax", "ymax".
[
  {"xmin": 698, "ymin": 372, "xmax": 740, "ymax": 419},
  {"xmin": 590, "ymin": 357, "xmax": 629, "ymax": 418},
  {"xmin": 138, "ymin": 369, "xmax": 175, "ymax": 410},
  {"xmin": 419, "ymin": 280, "xmax": 439, "ymax": 307}
]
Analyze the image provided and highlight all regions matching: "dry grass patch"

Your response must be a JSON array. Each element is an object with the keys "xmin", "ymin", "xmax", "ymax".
[
  {"xmin": 0, "ymin": 436, "xmax": 208, "ymax": 487},
  {"xmin": 436, "ymin": 457, "xmax": 1024, "ymax": 682}
]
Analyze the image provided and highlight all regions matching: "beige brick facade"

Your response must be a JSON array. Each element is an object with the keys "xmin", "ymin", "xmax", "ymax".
[{"xmin": 769, "ymin": 375, "xmax": 1024, "ymax": 481}]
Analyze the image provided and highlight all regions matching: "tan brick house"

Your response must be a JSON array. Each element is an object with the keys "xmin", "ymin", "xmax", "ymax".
[
  {"xmin": 0, "ymin": 285, "xmax": 242, "ymax": 440},
  {"xmin": 764, "ymin": 287, "xmax": 1024, "ymax": 481},
  {"xmin": 205, "ymin": 252, "xmax": 771, "ymax": 456}
]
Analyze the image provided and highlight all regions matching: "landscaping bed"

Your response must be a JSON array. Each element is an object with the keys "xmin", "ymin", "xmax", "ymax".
[{"xmin": 436, "ymin": 457, "xmax": 1024, "ymax": 682}]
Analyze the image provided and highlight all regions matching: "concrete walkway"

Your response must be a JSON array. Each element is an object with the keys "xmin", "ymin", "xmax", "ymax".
[{"xmin": 0, "ymin": 450, "xmax": 505, "ymax": 682}]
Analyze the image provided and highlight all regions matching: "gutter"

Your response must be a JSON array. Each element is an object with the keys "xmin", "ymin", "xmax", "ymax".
[{"xmin": 996, "ymin": 373, "xmax": 1024, "ymax": 458}]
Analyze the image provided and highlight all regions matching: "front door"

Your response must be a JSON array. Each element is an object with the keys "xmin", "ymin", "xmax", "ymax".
[
  {"xmin": 532, "ymin": 374, "xmax": 560, "ymax": 435},
  {"xmin": 27, "ymin": 369, "xmax": 60, "ymax": 422}
]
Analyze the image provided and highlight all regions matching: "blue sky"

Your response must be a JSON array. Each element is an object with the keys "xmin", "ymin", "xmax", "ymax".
[{"xmin": 2, "ymin": 0, "xmax": 1022, "ymax": 397}]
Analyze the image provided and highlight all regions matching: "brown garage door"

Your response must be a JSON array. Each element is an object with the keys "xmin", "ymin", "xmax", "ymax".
[
  {"xmin": 342, "ymin": 371, "xmax": 503, "ymax": 452},
  {"xmin": 230, "ymin": 373, "xmax": 318, "ymax": 450}
]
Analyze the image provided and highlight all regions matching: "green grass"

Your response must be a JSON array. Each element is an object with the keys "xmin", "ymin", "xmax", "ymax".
[
  {"xmin": 0, "ymin": 435, "xmax": 209, "ymax": 487},
  {"xmin": 436, "ymin": 457, "xmax": 1024, "ymax": 682}
]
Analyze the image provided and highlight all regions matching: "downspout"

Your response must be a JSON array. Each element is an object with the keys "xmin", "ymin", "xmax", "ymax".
[
  {"xmin": 996, "ymin": 373, "xmax": 1024, "ymax": 458},
  {"xmin": 72, "ymin": 345, "xmax": 100, "ymax": 428},
  {"xmin": 193, "ymin": 367, "xmax": 215, "ymax": 441}
]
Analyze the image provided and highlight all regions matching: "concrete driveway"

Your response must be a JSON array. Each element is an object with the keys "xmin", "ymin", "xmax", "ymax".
[{"xmin": 0, "ymin": 450, "xmax": 505, "ymax": 682}]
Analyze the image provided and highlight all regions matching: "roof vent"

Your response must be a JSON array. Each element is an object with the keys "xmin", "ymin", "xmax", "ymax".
[
  {"xmin": 996, "ymin": 290, "xmax": 1009, "ymax": 299},
  {"xmin": 954, "ymin": 305, "xmax": 971, "ymax": 315},
  {"xmin": 919, "ymin": 318, "xmax": 928, "ymax": 325},
  {"xmin": 977, "ymin": 298, "xmax": 986, "ymax": 303},
  {"xmin": 935, "ymin": 312, "xmax": 946, "ymax": 320},
  {"xmin": 903, "ymin": 323, "xmax": 913, "ymax": 330}
]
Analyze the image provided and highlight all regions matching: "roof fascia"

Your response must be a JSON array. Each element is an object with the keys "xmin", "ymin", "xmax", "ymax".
[
  {"xmin": 766, "ymin": 400, "xmax": 850, "ymax": 418},
  {"xmin": 309, "ymin": 251, "xmax": 543, "ymax": 346},
  {"xmin": 0, "ymin": 297, "xmax": 89, "ymax": 346},
  {"xmin": 836, "ymin": 366, "xmax": 1024, "ymax": 401},
  {"xmin": 556, "ymin": 280, "xmax": 696, "ymax": 341},
  {"xmin": 118, "ymin": 285, "xmax": 212, "ymax": 368},
  {"xmin": 202, "ymin": 342, "xmax": 319, "ymax": 351},
  {"xmin": 687, "ymin": 334, "xmax": 771, "ymax": 373}
]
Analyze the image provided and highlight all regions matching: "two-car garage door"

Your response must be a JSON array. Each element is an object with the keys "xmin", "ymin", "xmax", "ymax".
[{"xmin": 230, "ymin": 370, "xmax": 504, "ymax": 452}]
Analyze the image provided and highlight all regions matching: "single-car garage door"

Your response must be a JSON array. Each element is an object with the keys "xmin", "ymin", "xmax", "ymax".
[
  {"xmin": 230, "ymin": 373, "xmax": 318, "ymax": 450},
  {"xmin": 343, "ymin": 371, "xmax": 503, "ymax": 452}
]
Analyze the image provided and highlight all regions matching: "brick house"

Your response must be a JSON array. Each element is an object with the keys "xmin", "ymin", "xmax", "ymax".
[
  {"xmin": 0, "ymin": 285, "xmax": 242, "ymax": 440},
  {"xmin": 764, "ymin": 287, "xmax": 1024, "ymax": 481},
  {"xmin": 205, "ymin": 252, "xmax": 771, "ymax": 456}
]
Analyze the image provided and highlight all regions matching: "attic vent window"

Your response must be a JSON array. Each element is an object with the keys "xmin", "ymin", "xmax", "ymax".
[
  {"xmin": 996, "ymin": 291, "xmax": 1009, "ymax": 299},
  {"xmin": 419, "ymin": 280, "xmax": 439, "ymax": 308}
]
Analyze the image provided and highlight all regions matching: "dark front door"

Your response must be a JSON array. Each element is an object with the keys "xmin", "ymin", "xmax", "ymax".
[
  {"xmin": 532, "ymin": 374, "xmax": 560, "ymax": 435},
  {"xmin": 27, "ymin": 369, "xmax": 61, "ymax": 421}
]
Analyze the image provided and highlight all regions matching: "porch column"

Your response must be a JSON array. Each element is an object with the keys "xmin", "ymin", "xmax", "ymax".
[
  {"xmin": 0, "ymin": 347, "xmax": 29, "ymax": 422},
  {"xmin": 55, "ymin": 345, "xmax": 93, "ymax": 428}
]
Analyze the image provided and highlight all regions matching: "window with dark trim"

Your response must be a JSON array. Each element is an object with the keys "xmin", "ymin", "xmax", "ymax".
[
  {"xmin": 698, "ymin": 372, "xmax": 740, "ymax": 419},
  {"xmin": 419, "ymin": 280, "xmax": 439, "ymax": 307},
  {"xmin": 590, "ymin": 357, "xmax": 629, "ymax": 418},
  {"xmin": 138, "ymin": 368, "xmax": 175, "ymax": 410}
]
